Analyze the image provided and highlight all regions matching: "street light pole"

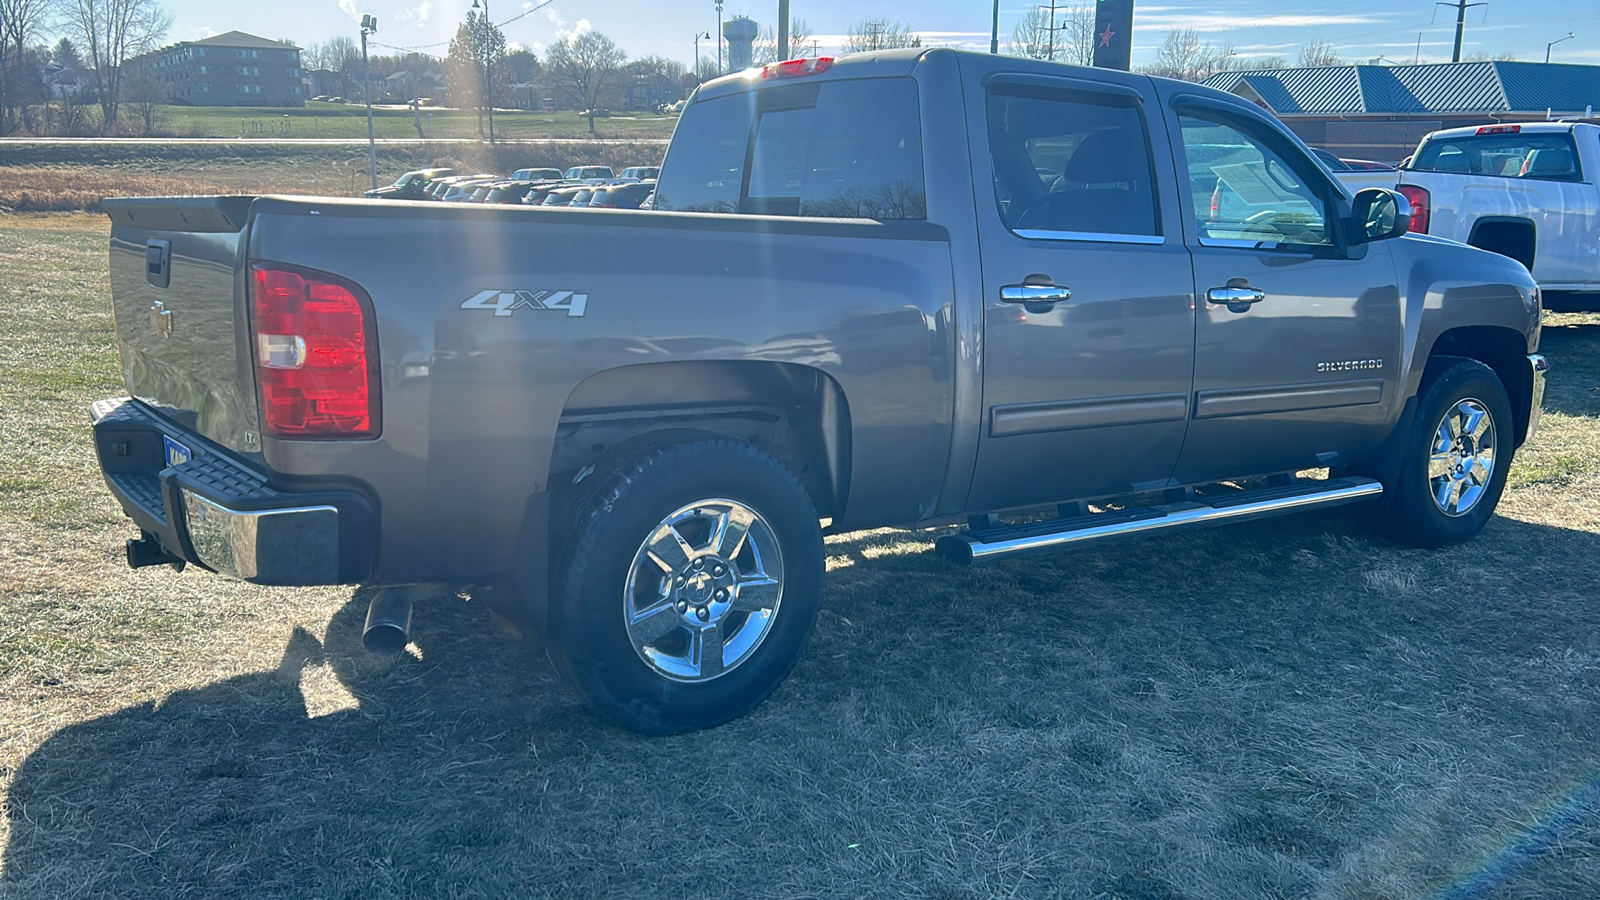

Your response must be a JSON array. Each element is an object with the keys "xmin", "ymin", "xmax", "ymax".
[
  {"xmin": 715, "ymin": 0, "xmax": 724, "ymax": 75},
  {"xmin": 778, "ymin": 0, "xmax": 789, "ymax": 60},
  {"xmin": 991, "ymin": 0, "xmax": 1000, "ymax": 54},
  {"xmin": 360, "ymin": 15, "xmax": 378, "ymax": 191},
  {"xmin": 1546, "ymin": 32, "xmax": 1575, "ymax": 64},
  {"xmin": 694, "ymin": 31, "xmax": 710, "ymax": 74}
]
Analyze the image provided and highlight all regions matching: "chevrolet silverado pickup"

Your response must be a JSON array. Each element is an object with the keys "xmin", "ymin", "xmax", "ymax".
[
  {"xmin": 92, "ymin": 49, "xmax": 1547, "ymax": 733},
  {"xmin": 1337, "ymin": 121, "xmax": 1600, "ymax": 309}
]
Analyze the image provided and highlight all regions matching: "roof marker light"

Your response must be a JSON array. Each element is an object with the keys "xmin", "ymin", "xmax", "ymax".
[{"xmin": 761, "ymin": 56, "xmax": 835, "ymax": 79}]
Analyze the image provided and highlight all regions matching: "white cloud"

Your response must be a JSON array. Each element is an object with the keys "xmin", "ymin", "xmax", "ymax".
[
  {"xmin": 1133, "ymin": 12, "xmax": 1391, "ymax": 33},
  {"xmin": 338, "ymin": 0, "xmax": 358, "ymax": 19}
]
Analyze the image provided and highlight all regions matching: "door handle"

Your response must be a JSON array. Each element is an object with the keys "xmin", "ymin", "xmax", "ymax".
[
  {"xmin": 1001, "ymin": 283, "xmax": 1072, "ymax": 312},
  {"xmin": 1206, "ymin": 281, "xmax": 1266, "ymax": 312}
]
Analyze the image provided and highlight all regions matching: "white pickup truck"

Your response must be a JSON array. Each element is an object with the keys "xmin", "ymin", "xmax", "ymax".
[{"xmin": 1337, "ymin": 122, "xmax": 1600, "ymax": 309}]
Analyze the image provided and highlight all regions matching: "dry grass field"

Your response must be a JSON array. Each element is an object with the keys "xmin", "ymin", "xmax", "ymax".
[{"xmin": 1, "ymin": 213, "xmax": 1598, "ymax": 899}]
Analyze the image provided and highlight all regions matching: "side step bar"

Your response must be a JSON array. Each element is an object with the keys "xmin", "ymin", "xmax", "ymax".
[{"xmin": 937, "ymin": 476, "xmax": 1383, "ymax": 566}]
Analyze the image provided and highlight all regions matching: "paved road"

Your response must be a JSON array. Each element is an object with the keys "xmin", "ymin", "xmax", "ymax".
[{"xmin": 0, "ymin": 137, "xmax": 668, "ymax": 145}]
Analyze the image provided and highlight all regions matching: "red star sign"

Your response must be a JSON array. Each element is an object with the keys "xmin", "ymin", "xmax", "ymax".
[{"xmin": 1099, "ymin": 25, "xmax": 1115, "ymax": 47}]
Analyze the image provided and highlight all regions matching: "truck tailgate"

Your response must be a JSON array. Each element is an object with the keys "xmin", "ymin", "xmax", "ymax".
[{"xmin": 104, "ymin": 197, "xmax": 259, "ymax": 453}]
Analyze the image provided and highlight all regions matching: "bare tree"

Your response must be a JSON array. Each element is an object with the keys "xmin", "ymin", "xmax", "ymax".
[
  {"xmin": 1237, "ymin": 54, "xmax": 1291, "ymax": 70},
  {"xmin": 1008, "ymin": 5, "xmax": 1094, "ymax": 65},
  {"xmin": 1297, "ymin": 39, "xmax": 1341, "ymax": 68},
  {"xmin": 754, "ymin": 18, "xmax": 813, "ymax": 65},
  {"xmin": 546, "ymin": 31, "xmax": 626, "ymax": 136},
  {"xmin": 122, "ymin": 54, "xmax": 165, "ymax": 135},
  {"xmin": 0, "ymin": 0, "xmax": 52, "ymax": 133},
  {"xmin": 845, "ymin": 19, "xmax": 920, "ymax": 53},
  {"xmin": 1142, "ymin": 28, "xmax": 1237, "ymax": 82},
  {"xmin": 66, "ymin": 0, "xmax": 171, "ymax": 129}
]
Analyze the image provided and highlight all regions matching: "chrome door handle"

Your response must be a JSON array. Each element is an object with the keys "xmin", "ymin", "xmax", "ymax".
[
  {"xmin": 1001, "ymin": 284, "xmax": 1072, "ymax": 305},
  {"xmin": 1206, "ymin": 286, "xmax": 1266, "ymax": 304}
]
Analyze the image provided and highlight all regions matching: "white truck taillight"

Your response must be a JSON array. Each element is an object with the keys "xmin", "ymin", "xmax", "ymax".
[
  {"xmin": 249, "ymin": 263, "xmax": 379, "ymax": 438},
  {"xmin": 1396, "ymin": 184, "xmax": 1431, "ymax": 235}
]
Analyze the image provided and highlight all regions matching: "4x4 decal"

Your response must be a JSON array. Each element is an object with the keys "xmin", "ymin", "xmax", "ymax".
[{"xmin": 461, "ymin": 289, "xmax": 588, "ymax": 317}]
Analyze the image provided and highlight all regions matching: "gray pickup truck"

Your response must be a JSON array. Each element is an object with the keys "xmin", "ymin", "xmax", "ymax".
[{"xmin": 92, "ymin": 49, "xmax": 1547, "ymax": 733}]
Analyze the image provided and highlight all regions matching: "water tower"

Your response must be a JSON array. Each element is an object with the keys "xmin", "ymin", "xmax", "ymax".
[{"xmin": 723, "ymin": 16, "xmax": 760, "ymax": 71}]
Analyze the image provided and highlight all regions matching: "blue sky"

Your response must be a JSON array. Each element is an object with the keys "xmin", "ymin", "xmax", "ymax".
[{"xmin": 160, "ymin": 0, "xmax": 1600, "ymax": 68}]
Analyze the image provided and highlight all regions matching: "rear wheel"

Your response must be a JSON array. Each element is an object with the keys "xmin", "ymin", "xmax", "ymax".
[
  {"xmin": 551, "ymin": 439, "xmax": 824, "ymax": 734},
  {"xmin": 1380, "ymin": 359, "xmax": 1513, "ymax": 548}
]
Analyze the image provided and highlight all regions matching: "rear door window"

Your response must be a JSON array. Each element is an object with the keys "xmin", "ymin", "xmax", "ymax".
[
  {"xmin": 655, "ymin": 78, "xmax": 926, "ymax": 219},
  {"xmin": 985, "ymin": 86, "xmax": 1161, "ymax": 239}
]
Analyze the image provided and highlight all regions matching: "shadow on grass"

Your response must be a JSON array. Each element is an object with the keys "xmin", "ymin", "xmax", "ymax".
[{"xmin": 5, "ymin": 512, "xmax": 1600, "ymax": 898}]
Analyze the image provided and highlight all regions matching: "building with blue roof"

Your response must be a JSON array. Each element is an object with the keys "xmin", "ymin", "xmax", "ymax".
[{"xmin": 1203, "ymin": 61, "xmax": 1600, "ymax": 163}]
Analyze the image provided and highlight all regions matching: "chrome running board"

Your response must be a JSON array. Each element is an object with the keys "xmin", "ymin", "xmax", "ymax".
[{"xmin": 937, "ymin": 476, "xmax": 1383, "ymax": 565}]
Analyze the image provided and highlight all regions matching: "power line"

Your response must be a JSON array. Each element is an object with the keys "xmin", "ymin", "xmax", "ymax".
[{"xmin": 369, "ymin": 0, "xmax": 559, "ymax": 54}]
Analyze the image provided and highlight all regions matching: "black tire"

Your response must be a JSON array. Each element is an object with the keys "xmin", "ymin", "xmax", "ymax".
[
  {"xmin": 1379, "ymin": 359, "xmax": 1514, "ymax": 548},
  {"xmin": 551, "ymin": 439, "xmax": 824, "ymax": 734}
]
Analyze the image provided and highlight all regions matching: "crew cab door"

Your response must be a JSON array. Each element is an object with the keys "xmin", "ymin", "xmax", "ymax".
[
  {"xmin": 961, "ymin": 63, "xmax": 1196, "ymax": 511},
  {"xmin": 1157, "ymin": 91, "xmax": 1404, "ymax": 483}
]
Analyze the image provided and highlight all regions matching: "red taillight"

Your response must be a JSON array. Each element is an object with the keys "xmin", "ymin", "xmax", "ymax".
[
  {"xmin": 760, "ymin": 56, "xmax": 834, "ymax": 79},
  {"xmin": 250, "ymin": 263, "xmax": 379, "ymax": 438},
  {"xmin": 1209, "ymin": 183, "xmax": 1222, "ymax": 220},
  {"xmin": 1476, "ymin": 124, "xmax": 1521, "ymax": 135},
  {"xmin": 1396, "ymin": 184, "xmax": 1431, "ymax": 234}
]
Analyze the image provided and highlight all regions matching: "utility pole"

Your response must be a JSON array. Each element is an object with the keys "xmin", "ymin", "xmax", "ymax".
[
  {"xmin": 360, "ymin": 14, "xmax": 378, "ymax": 191},
  {"xmin": 1437, "ymin": 0, "xmax": 1488, "ymax": 63},
  {"xmin": 991, "ymin": 0, "xmax": 1000, "ymax": 54},
  {"xmin": 715, "ymin": 0, "xmax": 724, "ymax": 75},
  {"xmin": 1037, "ymin": 0, "xmax": 1066, "ymax": 61},
  {"xmin": 778, "ymin": 0, "xmax": 790, "ymax": 60}
]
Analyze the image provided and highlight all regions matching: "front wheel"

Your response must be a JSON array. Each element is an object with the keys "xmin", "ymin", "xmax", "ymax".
[
  {"xmin": 1380, "ymin": 359, "xmax": 1514, "ymax": 548},
  {"xmin": 551, "ymin": 439, "xmax": 824, "ymax": 734}
]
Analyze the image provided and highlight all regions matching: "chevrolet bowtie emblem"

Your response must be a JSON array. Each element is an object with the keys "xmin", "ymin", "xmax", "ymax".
[{"xmin": 150, "ymin": 299, "xmax": 173, "ymax": 339}]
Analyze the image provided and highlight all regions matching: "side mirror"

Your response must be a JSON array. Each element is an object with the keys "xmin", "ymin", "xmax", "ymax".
[{"xmin": 1348, "ymin": 187, "xmax": 1410, "ymax": 245}]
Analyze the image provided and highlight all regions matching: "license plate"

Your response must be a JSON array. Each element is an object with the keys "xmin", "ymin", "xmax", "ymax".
[{"xmin": 163, "ymin": 435, "xmax": 192, "ymax": 468}]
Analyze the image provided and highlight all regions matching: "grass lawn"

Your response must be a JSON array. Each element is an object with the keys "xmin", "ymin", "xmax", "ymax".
[
  {"xmin": 1, "ymin": 212, "xmax": 1598, "ymax": 898},
  {"xmin": 159, "ymin": 102, "xmax": 679, "ymax": 141}
]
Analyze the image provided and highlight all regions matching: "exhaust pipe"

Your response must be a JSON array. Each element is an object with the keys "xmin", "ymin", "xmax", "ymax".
[{"xmin": 362, "ymin": 588, "xmax": 415, "ymax": 654}]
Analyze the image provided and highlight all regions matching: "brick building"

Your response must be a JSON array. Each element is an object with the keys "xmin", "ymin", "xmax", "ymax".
[{"xmin": 136, "ymin": 31, "xmax": 304, "ymax": 107}]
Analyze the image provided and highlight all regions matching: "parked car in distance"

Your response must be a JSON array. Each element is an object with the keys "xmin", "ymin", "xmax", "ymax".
[
  {"xmin": 363, "ymin": 167, "xmax": 456, "ymax": 200},
  {"xmin": 564, "ymin": 166, "xmax": 615, "ymax": 184},
  {"xmin": 513, "ymin": 168, "xmax": 563, "ymax": 181},
  {"xmin": 485, "ymin": 181, "xmax": 538, "ymax": 204},
  {"xmin": 1336, "ymin": 121, "xmax": 1600, "ymax": 308},
  {"xmin": 540, "ymin": 186, "xmax": 591, "ymax": 207},
  {"xmin": 618, "ymin": 167, "xmax": 661, "ymax": 181},
  {"xmin": 520, "ymin": 183, "xmax": 573, "ymax": 206},
  {"xmin": 589, "ymin": 181, "xmax": 657, "ymax": 209},
  {"xmin": 441, "ymin": 178, "xmax": 498, "ymax": 202},
  {"xmin": 1311, "ymin": 148, "xmax": 1353, "ymax": 170}
]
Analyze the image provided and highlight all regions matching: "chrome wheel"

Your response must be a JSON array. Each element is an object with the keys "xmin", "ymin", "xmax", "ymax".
[
  {"xmin": 1428, "ymin": 397, "xmax": 1497, "ymax": 517},
  {"xmin": 623, "ymin": 499, "xmax": 784, "ymax": 683}
]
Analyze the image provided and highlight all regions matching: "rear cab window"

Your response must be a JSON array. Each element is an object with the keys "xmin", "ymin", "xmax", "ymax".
[
  {"xmin": 654, "ymin": 78, "xmax": 926, "ymax": 219},
  {"xmin": 1412, "ymin": 131, "xmax": 1584, "ymax": 182}
]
